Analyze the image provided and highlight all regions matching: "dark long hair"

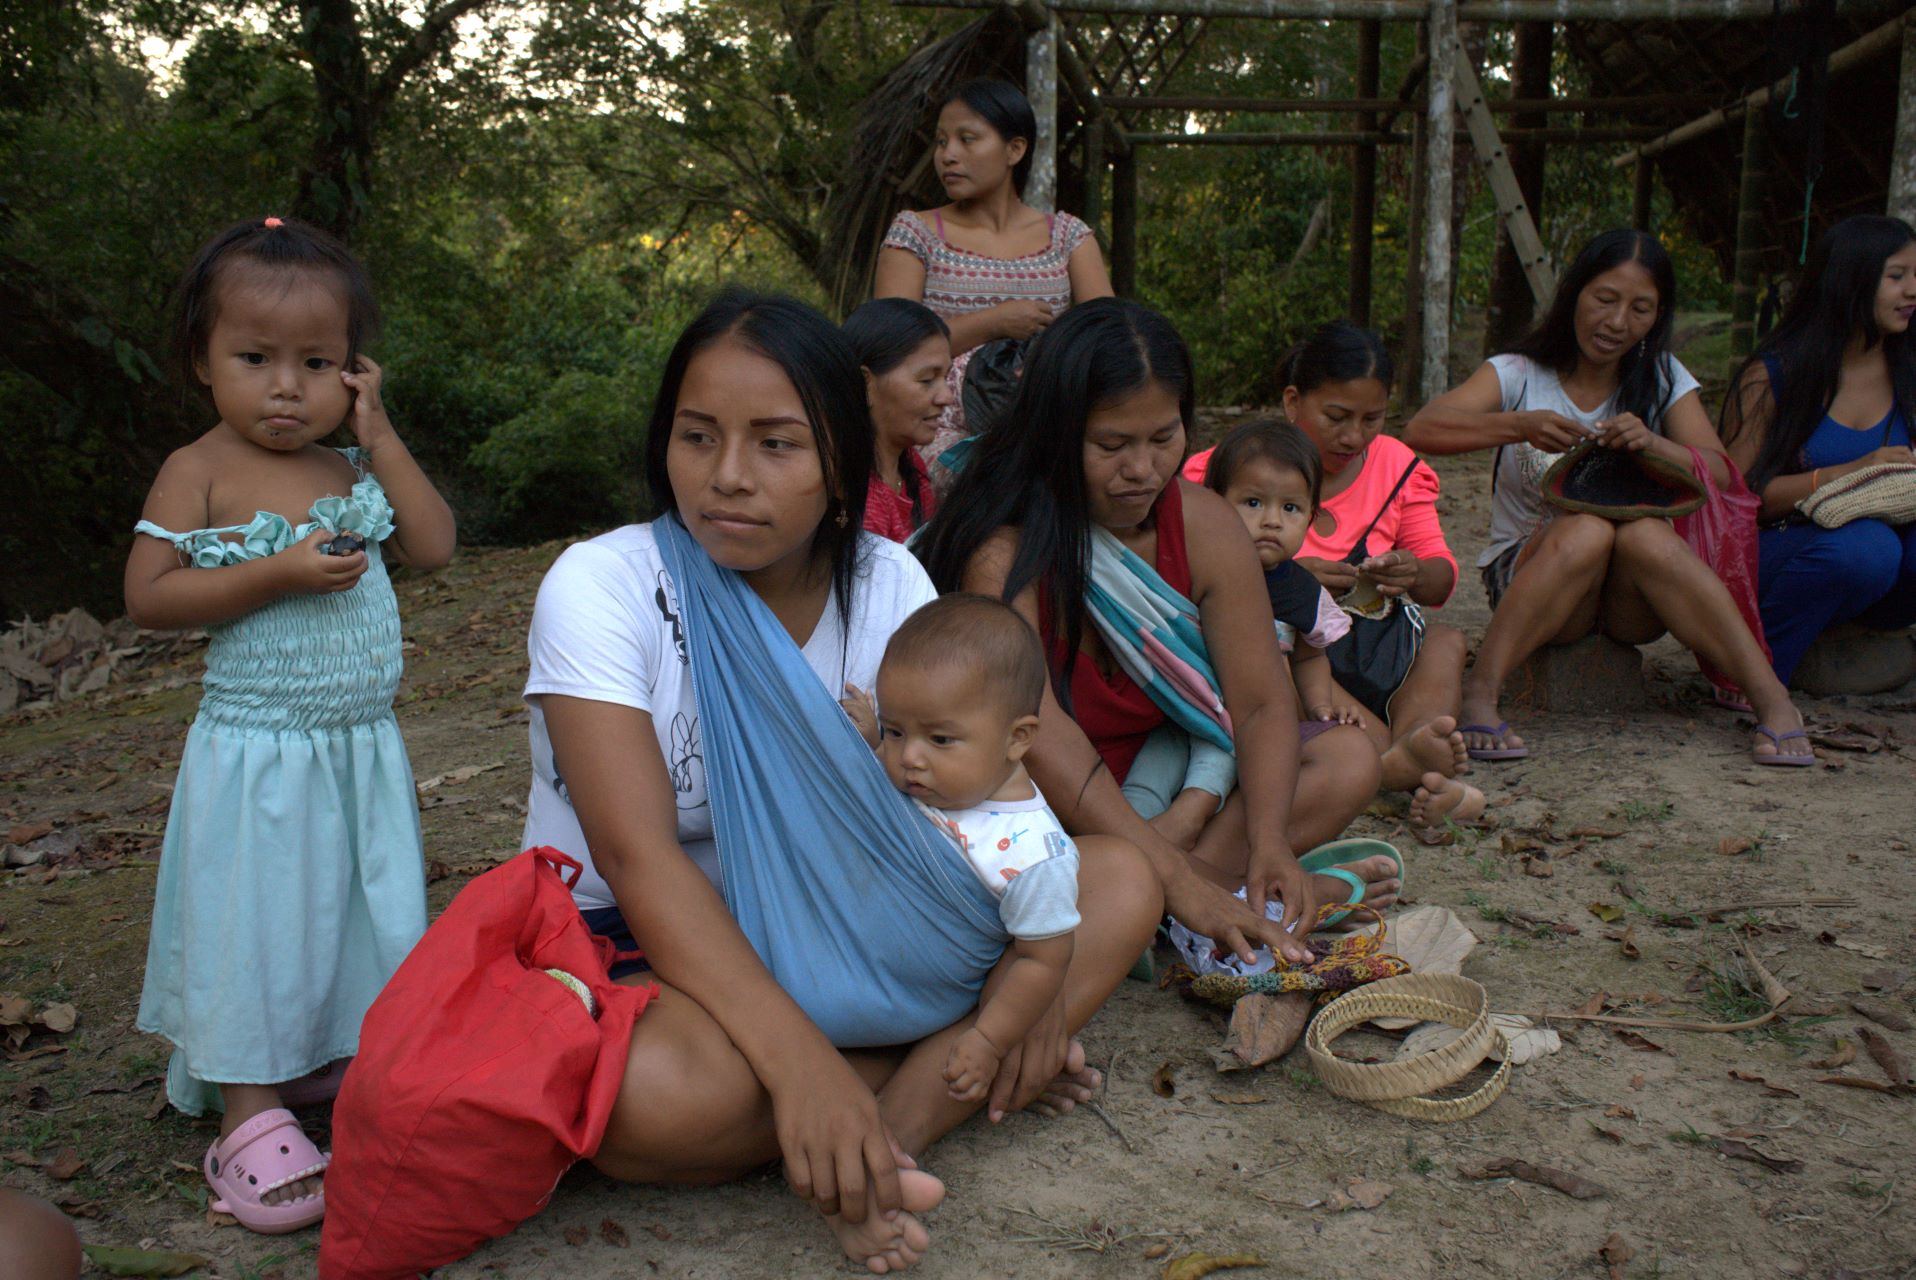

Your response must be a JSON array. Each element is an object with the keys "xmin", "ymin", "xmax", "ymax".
[
  {"xmin": 915, "ymin": 297, "xmax": 1195, "ymax": 696},
  {"xmin": 170, "ymin": 215, "xmax": 380, "ymax": 395},
  {"xmin": 842, "ymin": 298, "xmax": 951, "ymax": 526},
  {"xmin": 1279, "ymin": 319, "xmax": 1394, "ymax": 395},
  {"xmin": 1726, "ymin": 214, "xmax": 1916, "ymax": 490},
  {"xmin": 943, "ymin": 77, "xmax": 1037, "ymax": 195},
  {"xmin": 643, "ymin": 288, "xmax": 872, "ymax": 632},
  {"xmin": 1507, "ymin": 229, "xmax": 1677, "ymax": 429}
]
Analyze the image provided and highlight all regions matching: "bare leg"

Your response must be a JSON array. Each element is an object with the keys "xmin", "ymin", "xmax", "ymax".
[
  {"xmin": 216, "ymin": 1084, "xmax": 322, "ymax": 1205},
  {"xmin": 591, "ymin": 838, "xmax": 1163, "ymax": 1271},
  {"xmin": 877, "ymin": 836, "xmax": 1162, "ymax": 1152},
  {"xmin": 1601, "ymin": 519, "xmax": 1811, "ymax": 761},
  {"xmin": 1460, "ymin": 515, "xmax": 1616, "ymax": 755}
]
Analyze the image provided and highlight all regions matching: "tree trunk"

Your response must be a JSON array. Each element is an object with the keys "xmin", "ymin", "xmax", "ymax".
[
  {"xmin": 294, "ymin": 0, "xmax": 377, "ymax": 240},
  {"xmin": 1484, "ymin": 19, "xmax": 1550, "ymax": 354}
]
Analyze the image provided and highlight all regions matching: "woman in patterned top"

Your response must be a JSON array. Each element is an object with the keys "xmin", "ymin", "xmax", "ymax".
[{"xmin": 876, "ymin": 78, "xmax": 1112, "ymax": 476}]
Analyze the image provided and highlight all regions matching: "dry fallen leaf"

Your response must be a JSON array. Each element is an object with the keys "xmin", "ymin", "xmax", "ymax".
[
  {"xmin": 1604, "ymin": 1104, "xmax": 1636, "ymax": 1119},
  {"xmin": 1588, "ymin": 903, "xmax": 1624, "ymax": 924},
  {"xmin": 1727, "ymin": 1069, "xmax": 1799, "ymax": 1098},
  {"xmin": 1163, "ymin": 1251, "xmax": 1268, "ymax": 1280},
  {"xmin": 5, "ymin": 821, "xmax": 53, "ymax": 845},
  {"xmin": 1574, "ymin": 990, "xmax": 1610, "ymax": 1018},
  {"xmin": 415, "ymin": 762, "xmax": 505, "ymax": 794},
  {"xmin": 1371, "ymin": 906, "xmax": 1477, "ymax": 1028},
  {"xmin": 1599, "ymin": 1233, "xmax": 1635, "ymax": 1280},
  {"xmin": 599, "ymin": 1217, "xmax": 629, "ymax": 1248},
  {"xmin": 34, "ymin": 1002, "xmax": 77, "ymax": 1033},
  {"xmin": 1145, "ymin": 1242, "xmax": 1171, "ymax": 1260},
  {"xmin": 647, "ymin": 1224, "xmax": 671, "ymax": 1241},
  {"xmin": 1612, "ymin": 1029, "xmax": 1667, "ymax": 1054},
  {"xmin": 1457, "ymin": 1157, "xmax": 1606, "ymax": 1199},
  {"xmin": 1714, "ymin": 1138, "xmax": 1802, "ymax": 1174},
  {"xmin": 1209, "ymin": 1091, "xmax": 1269, "ymax": 1106},
  {"xmin": 80, "ymin": 1246, "xmax": 209, "ymax": 1277},
  {"xmin": 1521, "ymin": 852, "xmax": 1553, "ymax": 878},
  {"xmin": 1615, "ymin": 925, "xmax": 1640, "ymax": 961},
  {"xmin": 1855, "ymin": 1024, "xmax": 1910, "ymax": 1086},
  {"xmin": 1569, "ymin": 826, "xmax": 1624, "ymax": 840},
  {"xmin": 1588, "ymin": 1121, "xmax": 1624, "ymax": 1144},
  {"xmin": 43, "ymin": 1147, "xmax": 85, "ymax": 1180},
  {"xmin": 1851, "ymin": 998, "xmax": 1913, "ymax": 1033},
  {"xmin": 1224, "ymin": 992, "xmax": 1310, "ymax": 1067},
  {"xmin": 1326, "ymin": 1178, "xmax": 1394, "ymax": 1212},
  {"xmin": 1808, "ymin": 1040, "xmax": 1857, "ymax": 1070},
  {"xmin": 1815, "ymin": 1074, "xmax": 1899, "ymax": 1093},
  {"xmin": 564, "ymin": 1225, "xmax": 588, "ymax": 1247},
  {"xmin": 1151, "ymin": 1061, "xmax": 1177, "ymax": 1098},
  {"xmin": 1718, "ymin": 836, "xmax": 1753, "ymax": 857}
]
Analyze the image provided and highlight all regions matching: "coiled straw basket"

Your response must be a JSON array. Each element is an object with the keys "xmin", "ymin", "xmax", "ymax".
[{"xmin": 1305, "ymin": 972, "xmax": 1510, "ymax": 1121}]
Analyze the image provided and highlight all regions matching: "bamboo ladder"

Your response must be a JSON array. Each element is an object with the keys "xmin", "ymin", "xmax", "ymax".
[{"xmin": 1452, "ymin": 54, "xmax": 1556, "ymax": 307}]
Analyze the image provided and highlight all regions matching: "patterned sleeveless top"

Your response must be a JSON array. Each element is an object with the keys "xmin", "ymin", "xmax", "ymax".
[{"xmin": 882, "ymin": 208, "xmax": 1092, "ymax": 320}]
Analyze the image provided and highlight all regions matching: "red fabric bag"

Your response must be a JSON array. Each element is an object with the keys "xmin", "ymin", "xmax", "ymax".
[
  {"xmin": 1674, "ymin": 445, "xmax": 1772, "ymax": 700},
  {"xmin": 319, "ymin": 847, "xmax": 654, "ymax": 1279}
]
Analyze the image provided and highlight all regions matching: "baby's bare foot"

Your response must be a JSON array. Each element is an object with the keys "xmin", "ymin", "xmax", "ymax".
[
  {"xmin": 1381, "ymin": 715, "xmax": 1469, "ymax": 790},
  {"xmin": 1410, "ymin": 773, "xmax": 1486, "ymax": 843},
  {"xmin": 824, "ymin": 1167, "xmax": 944, "ymax": 1274}
]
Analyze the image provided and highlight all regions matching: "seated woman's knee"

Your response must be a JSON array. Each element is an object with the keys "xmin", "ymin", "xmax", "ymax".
[
  {"xmin": 1422, "ymin": 622, "xmax": 1466, "ymax": 662},
  {"xmin": 1544, "ymin": 513, "xmax": 1616, "ymax": 567},
  {"xmin": 1610, "ymin": 513, "xmax": 1688, "ymax": 568},
  {"xmin": 1313, "ymin": 723, "xmax": 1384, "ymax": 792},
  {"xmin": 1075, "ymin": 834, "xmax": 1165, "ymax": 931},
  {"xmin": 1818, "ymin": 519, "xmax": 1907, "ymax": 597}
]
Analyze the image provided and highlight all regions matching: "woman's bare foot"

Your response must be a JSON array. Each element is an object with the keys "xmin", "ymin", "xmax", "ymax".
[
  {"xmin": 1747, "ymin": 698, "xmax": 1813, "ymax": 763},
  {"xmin": 824, "ymin": 1166, "xmax": 945, "ymax": 1274},
  {"xmin": 1379, "ymin": 716, "xmax": 1469, "ymax": 791},
  {"xmin": 1410, "ymin": 772, "xmax": 1487, "ymax": 842},
  {"xmin": 1458, "ymin": 688, "xmax": 1526, "ymax": 758},
  {"xmin": 1025, "ymin": 1038, "xmax": 1103, "ymax": 1117},
  {"xmin": 1308, "ymin": 853, "xmax": 1402, "ymax": 927}
]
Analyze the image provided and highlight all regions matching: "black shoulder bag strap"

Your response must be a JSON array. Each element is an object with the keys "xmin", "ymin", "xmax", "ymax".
[{"xmin": 1342, "ymin": 457, "xmax": 1424, "ymax": 569}]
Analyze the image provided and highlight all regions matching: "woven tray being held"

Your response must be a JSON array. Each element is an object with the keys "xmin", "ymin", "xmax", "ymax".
[
  {"xmin": 1305, "ymin": 972, "xmax": 1510, "ymax": 1122},
  {"xmin": 1796, "ymin": 462, "xmax": 1916, "ymax": 529},
  {"xmin": 1541, "ymin": 438, "xmax": 1705, "ymax": 522}
]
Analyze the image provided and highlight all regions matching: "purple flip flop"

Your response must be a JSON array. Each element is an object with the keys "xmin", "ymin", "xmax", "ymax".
[
  {"xmin": 1461, "ymin": 722, "xmax": 1529, "ymax": 762},
  {"xmin": 1753, "ymin": 725, "xmax": 1815, "ymax": 767}
]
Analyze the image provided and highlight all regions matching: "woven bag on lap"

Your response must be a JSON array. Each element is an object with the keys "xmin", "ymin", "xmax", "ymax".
[{"xmin": 1796, "ymin": 463, "xmax": 1916, "ymax": 529}]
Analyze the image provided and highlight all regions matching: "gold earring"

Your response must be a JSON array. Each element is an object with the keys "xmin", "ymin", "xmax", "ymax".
[{"xmin": 836, "ymin": 508, "xmax": 849, "ymax": 529}]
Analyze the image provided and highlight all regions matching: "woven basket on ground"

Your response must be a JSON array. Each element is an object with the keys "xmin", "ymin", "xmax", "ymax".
[{"xmin": 1305, "ymin": 972, "xmax": 1510, "ymax": 1122}]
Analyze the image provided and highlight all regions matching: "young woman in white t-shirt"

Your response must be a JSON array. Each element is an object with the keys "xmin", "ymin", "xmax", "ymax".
[
  {"xmin": 1405, "ymin": 230, "xmax": 1812, "ymax": 767},
  {"xmin": 522, "ymin": 291, "xmax": 1160, "ymax": 1275}
]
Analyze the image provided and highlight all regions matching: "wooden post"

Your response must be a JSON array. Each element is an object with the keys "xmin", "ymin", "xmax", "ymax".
[
  {"xmin": 1026, "ymin": 15, "xmax": 1059, "ymax": 213},
  {"xmin": 1402, "ymin": 20, "xmax": 1429, "ymax": 392},
  {"xmin": 1893, "ymin": 11, "xmax": 1916, "ymax": 225},
  {"xmin": 1484, "ymin": 19, "xmax": 1550, "ymax": 353},
  {"xmin": 1633, "ymin": 155, "xmax": 1655, "ymax": 230},
  {"xmin": 1729, "ymin": 104, "xmax": 1768, "ymax": 365},
  {"xmin": 1082, "ymin": 118, "xmax": 1105, "ymax": 233},
  {"xmin": 1113, "ymin": 148, "xmax": 1138, "ymax": 297},
  {"xmin": 1348, "ymin": 19, "xmax": 1381, "ymax": 326},
  {"xmin": 1421, "ymin": 0, "xmax": 1457, "ymax": 405}
]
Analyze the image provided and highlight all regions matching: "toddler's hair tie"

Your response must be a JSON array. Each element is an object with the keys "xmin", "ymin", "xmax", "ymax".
[{"xmin": 263, "ymin": 216, "xmax": 284, "ymax": 228}]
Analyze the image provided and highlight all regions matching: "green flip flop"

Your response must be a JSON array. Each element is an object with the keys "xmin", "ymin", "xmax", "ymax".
[{"xmin": 1295, "ymin": 838, "xmax": 1405, "ymax": 929}]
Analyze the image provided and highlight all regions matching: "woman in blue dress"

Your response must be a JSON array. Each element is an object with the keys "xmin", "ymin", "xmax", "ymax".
[{"xmin": 1722, "ymin": 215, "xmax": 1916, "ymax": 684}]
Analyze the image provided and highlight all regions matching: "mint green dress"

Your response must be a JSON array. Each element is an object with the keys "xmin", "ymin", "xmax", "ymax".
[{"xmin": 134, "ymin": 450, "xmax": 428, "ymax": 1115}]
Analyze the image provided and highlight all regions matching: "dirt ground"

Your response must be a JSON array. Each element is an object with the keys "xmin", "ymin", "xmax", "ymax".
[{"xmin": 4, "ymin": 440, "xmax": 1915, "ymax": 1280}]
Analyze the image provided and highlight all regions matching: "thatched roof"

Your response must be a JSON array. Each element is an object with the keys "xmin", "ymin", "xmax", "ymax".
[
  {"xmin": 817, "ymin": 11, "xmax": 1026, "ymax": 312},
  {"xmin": 1561, "ymin": 1, "xmax": 1908, "ymax": 274}
]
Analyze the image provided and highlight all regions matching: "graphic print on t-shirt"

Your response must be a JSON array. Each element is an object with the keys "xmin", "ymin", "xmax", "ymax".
[
  {"xmin": 655, "ymin": 570, "xmax": 687, "ymax": 666},
  {"xmin": 669, "ymin": 711, "xmax": 704, "ymax": 810}
]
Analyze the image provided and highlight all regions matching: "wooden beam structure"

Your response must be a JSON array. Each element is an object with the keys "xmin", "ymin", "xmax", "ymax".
[
  {"xmin": 1728, "ymin": 104, "xmax": 1769, "ymax": 366},
  {"xmin": 1421, "ymin": 0, "xmax": 1458, "ymax": 404},
  {"xmin": 1123, "ymin": 125, "xmax": 1654, "ymax": 145},
  {"xmin": 1348, "ymin": 18, "xmax": 1381, "ymax": 327},
  {"xmin": 1100, "ymin": 92, "xmax": 1710, "ymax": 114},
  {"xmin": 1893, "ymin": 8, "xmax": 1916, "ymax": 225},
  {"xmin": 894, "ymin": 0, "xmax": 1871, "ymax": 16},
  {"xmin": 1612, "ymin": 11, "xmax": 1909, "ymax": 167},
  {"xmin": 1026, "ymin": 13, "xmax": 1060, "ymax": 210}
]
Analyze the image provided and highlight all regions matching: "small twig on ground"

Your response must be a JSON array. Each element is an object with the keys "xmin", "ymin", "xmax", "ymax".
[{"xmin": 1085, "ymin": 1101, "xmax": 1134, "ymax": 1154}]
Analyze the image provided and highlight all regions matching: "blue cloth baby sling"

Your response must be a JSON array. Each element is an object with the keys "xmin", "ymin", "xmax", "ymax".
[{"xmin": 652, "ymin": 515, "xmax": 1008, "ymax": 1047}]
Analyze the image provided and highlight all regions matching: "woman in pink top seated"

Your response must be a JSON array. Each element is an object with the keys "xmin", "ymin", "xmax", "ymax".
[
  {"xmin": 1187, "ymin": 323, "xmax": 1479, "ymax": 831},
  {"xmin": 875, "ymin": 78, "xmax": 1113, "ymax": 478}
]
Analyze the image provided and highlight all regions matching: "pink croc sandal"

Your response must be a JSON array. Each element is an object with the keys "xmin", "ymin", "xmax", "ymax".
[
  {"xmin": 204, "ymin": 1107, "xmax": 328, "ymax": 1234},
  {"xmin": 278, "ymin": 1058, "xmax": 351, "ymax": 1108}
]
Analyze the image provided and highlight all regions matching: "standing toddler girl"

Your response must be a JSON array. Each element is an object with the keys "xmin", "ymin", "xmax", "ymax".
[{"xmin": 124, "ymin": 216, "xmax": 455, "ymax": 1234}]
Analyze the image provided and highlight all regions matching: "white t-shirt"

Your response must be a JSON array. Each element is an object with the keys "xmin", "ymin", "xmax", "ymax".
[
  {"xmin": 522, "ymin": 523, "xmax": 939, "ymax": 910},
  {"xmin": 914, "ymin": 792, "xmax": 1081, "ymax": 940},
  {"xmin": 1480, "ymin": 353, "xmax": 1701, "ymax": 566}
]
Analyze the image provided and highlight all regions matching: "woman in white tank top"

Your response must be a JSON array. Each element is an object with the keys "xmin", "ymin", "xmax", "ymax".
[{"xmin": 1404, "ymin": 230, "xmax": 1812, "ymax": 768}]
